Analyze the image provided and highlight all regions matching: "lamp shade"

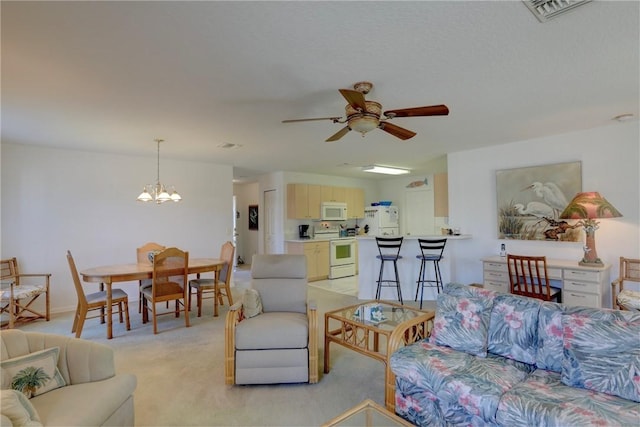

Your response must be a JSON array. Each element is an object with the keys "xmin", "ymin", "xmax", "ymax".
[
  {"xmin": 559, "ymin": 191, "xmax": 622, "ymax": 267},
  {"xmin": 559, "ymin": 192, "xmax": 622, "ymax": 220}
]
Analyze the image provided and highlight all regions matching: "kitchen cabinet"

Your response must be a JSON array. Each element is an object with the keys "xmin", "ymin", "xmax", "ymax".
[
  {"xmin": 288, "ymin": 183, "xmax": 366, "ymax": 219},
  {"xmin": 287, "ymin": 184, "xmax": 321, "ymax": 219},
  {"xmin": 345, "ymin": 187, "xmax": 365, "ymax": 219},
  {"xmin": 286, "ymin": 241, "xmax": 330, "ymax": 281},
  {"xmin": 481, "ymin": 256, "xmax": 611, "ymax": 308},
  {"xmin": 322, "ymin": 186, "xmax": 346, "ymax": 203}
]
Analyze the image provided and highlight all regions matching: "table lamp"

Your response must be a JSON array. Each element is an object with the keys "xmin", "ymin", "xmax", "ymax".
[{"xmin": 559, "ymin": 192, "xmax": 622, "ymax": 266}]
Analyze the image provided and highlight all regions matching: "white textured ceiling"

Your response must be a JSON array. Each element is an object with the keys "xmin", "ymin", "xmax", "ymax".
[{"xmin": 2, "ymin": 1, "xmax": 638, "ymax": 181}]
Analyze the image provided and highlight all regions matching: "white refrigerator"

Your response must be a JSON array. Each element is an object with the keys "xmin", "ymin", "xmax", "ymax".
[{"xmin": 363, "ymin": 206, "xmax": 400, "ymax": 236}]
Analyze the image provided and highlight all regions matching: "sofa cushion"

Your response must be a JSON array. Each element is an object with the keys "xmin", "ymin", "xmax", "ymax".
[
  {"xmin": 391, "ymin": 340, "xmax": 534, "ymax": 424},
  {"xmin": 487, "ymin": 294, "xmax": 540, "ymax": 364},
  {"xmin": 1, "ymin": 347, "xmax": 66, "ymax": 398},
  {"xmin": 1, "ymin": 389, "xmax": 42, "ymax": 427},
  {"xmin": 536, "ymin": 303, "xmax": 631, "ymax": 373},
  {"xmin": 235, "ymin": 312, "xmax": 308, "ymax": 350},
  {"xmin": 432, "ymin": 294, "xmax": 493, "ymax": 357},
  {"xmin": 497, "ymin": 369, "xmax": 640, "ymax": 426},
  {"xmin": 561, "ymin": 310, "xmax": 640, "ymax": 402},
  {"xmin": 29, "ymin": 374, "xmax": 136, "ymax": 427}
]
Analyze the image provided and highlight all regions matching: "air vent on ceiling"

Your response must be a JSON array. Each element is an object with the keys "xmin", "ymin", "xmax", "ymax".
[{"xmin": 523, "ymin": 0, "xmax": 591, "ymax": 22}]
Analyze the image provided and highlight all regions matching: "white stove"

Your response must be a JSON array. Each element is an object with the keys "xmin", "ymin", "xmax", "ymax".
[{"xmin": 314, "ymin": 227, "xmax": 356, "ymax": 279}]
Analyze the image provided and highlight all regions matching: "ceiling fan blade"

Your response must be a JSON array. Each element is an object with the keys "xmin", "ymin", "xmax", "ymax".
[
  {"xmin": 326, "ymin": 126, "xmax": 351, "ymax": 142},
  {"xmin": 282, "ymin": 117, "xmax": 341, "ymax": 123},
  {"xmin": 379, "ymin": 122, "xmax": 416, "ymax": 140},
  {"xmin": 384, "ymin": 104, "xmax": 449, "ymax": 118},
  {"xmin": 339, "ymin": 89, "xmax": 367, "ymax": 111}
]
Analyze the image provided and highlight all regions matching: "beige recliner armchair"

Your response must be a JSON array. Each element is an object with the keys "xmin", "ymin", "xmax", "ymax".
[
  {"xmin": 225, "ymin": 254, "xmax": 318, "ymax": 385},
  {"xmin": 1, "ymin": 329, "xmax": 136, "ymax": 426}
]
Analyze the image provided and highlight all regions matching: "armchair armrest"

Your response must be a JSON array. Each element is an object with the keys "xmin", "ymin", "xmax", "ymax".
[
  {"xmin": 307, "ymin": 301, "xmax": 318, "ymax": 384},
  {"xmin": 224, "ymin": 301, "xmax": 244, "ymax": 385}
]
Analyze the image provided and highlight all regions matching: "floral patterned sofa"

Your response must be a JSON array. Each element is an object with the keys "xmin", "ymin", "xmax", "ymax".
[{"xmin": 390, "ymin": 283, "xmax": 640, "ymax": 426}]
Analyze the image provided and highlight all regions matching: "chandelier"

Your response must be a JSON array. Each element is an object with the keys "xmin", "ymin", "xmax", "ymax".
[{"xmin": 136, "ymin": 138, "xmax": 182, "ymax": 203}]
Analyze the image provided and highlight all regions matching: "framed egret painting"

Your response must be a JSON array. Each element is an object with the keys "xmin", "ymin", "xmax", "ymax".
[{"xmin": 496, "ymin": 161, "xmax": 582, "ymax": 241}]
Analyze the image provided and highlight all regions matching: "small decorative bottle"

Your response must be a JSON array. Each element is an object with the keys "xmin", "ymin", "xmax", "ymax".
[{"xmin": 500, "ymin": 243, "xmax": 506, "ymax": 257}]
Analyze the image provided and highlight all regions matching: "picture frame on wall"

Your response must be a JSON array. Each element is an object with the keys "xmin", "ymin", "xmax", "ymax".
[
  {"xmin": 248, "ymin": 205, "xmax": 259, "ymax": 230},
  {"xmin": 496, "ymin": 161, "xmax": 582, "ymax": 241}
]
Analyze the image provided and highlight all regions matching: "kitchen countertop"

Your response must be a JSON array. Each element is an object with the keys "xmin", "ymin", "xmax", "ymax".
[
  {"xmin": 284, "ymin": 236, "xmax": 357, "ymax": 243},
  {"xmin": 356, "ymin": 234, "xmax": 472, "ymax": 240}
]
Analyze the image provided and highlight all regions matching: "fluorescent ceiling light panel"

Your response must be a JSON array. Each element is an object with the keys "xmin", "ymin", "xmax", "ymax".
[{"xmin": 362, "ymin": 165, "xmax": 410, "ymax": 175}]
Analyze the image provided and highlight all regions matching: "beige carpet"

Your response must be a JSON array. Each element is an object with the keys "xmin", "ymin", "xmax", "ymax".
[{"xmin": 16, "ymin": 271, "xmax": 434, "ymax": 426}]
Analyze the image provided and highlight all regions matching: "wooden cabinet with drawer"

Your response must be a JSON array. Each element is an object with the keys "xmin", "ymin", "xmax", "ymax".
[
  {"xmin": 562, "ymin": 268, "xmax": 608, "ymax": 308},
  {"xmin": 482, "ymin": 260, "xmax": 509, "ymax": 294},
  {"xmin": 482, "ymin": 256, "xmax": 611, "ymax": 308}
]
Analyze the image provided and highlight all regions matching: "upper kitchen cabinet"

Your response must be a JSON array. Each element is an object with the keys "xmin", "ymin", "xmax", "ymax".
[
  {"xmin": 321, "ymin": 186, "xmax": 346, "ymax": 203},
  {"xmin": 345, "ymin": 187, "xmax": 365, "ymax": 219},
  {"xmin": 287, "ymin": 183, "xmax": 322, "ymax": 219},
  {"xmin": 434, "ymin": 173, "xmax": 449, "ymax": 217}
]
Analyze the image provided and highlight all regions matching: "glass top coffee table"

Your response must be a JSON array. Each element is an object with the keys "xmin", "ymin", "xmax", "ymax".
[
  {"xmin": 324, "ymin": 300, "xmax": 435, "ymax": 411},
  {"xmin": 322, "ymin": 399, "xmax": 414, "ymax": 427}
]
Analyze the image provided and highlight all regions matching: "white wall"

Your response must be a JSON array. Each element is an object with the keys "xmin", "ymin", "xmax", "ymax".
[
  {"xmin": 447, "ymin": 121, "xmax": 640, "ymax": 287},
  {"xmin": 1, "ymin": 143, "xmax": 234, "ymax": 313}
]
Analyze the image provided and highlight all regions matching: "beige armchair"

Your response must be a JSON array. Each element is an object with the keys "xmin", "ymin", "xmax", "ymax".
[
  {"xmin": 1, "ymin": 329, "xmax": 136, "ymax": 426},
  {"xmin": 225, "ymin": 254, "xmax": 318, "ymax": 385}
]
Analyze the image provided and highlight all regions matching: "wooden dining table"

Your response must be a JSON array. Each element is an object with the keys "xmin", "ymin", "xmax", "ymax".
[{"xmin": 80, "ymin": 258, "xmax": 225, "ymax": 339}]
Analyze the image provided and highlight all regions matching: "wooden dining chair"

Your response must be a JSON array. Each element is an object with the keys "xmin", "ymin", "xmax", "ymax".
[
  {"xmin": 506, "ymin": 254, "xmax": 561, "ymax": 302},
  {"xmin": 141, "ymin": 247, "xmax": 190, "ymax": 334},
  {"xmin": 188, "ymin": 241, "xmax": 235, "ymax": 317},
  {"xmin": 66, "ymin": 250, "xmax": 131, "ymax": 338},
  {"xmin": 136, "ymin": 242, "xmax": 166, "ymax": 313},
  {"xmin": 1, "ymin": 257, "xmax": 51, "ymax": 329}
]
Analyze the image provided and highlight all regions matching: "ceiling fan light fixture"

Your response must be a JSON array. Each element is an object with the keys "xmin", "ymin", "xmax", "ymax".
[
  {"xmin": 349, "ymin": 116, "xmax": 379, "ymax": 134},
  {"xmin": 362, "ymin": 165, "xmax": 410, "ymax": 175}
]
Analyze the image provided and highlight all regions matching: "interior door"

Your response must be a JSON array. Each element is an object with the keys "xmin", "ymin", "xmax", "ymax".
[
  {"xmin": 404, "ymin": 188, "xmax": 434, "ymax": 236},
  {"xmin": 264, "ymin": 189, "xmax": 278, "ymax": 254}
]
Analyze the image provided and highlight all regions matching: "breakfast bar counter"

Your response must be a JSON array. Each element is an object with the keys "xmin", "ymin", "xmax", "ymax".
[{"xmin": 356, "ymin": 235, "xmax": 472, "ymax": 301}]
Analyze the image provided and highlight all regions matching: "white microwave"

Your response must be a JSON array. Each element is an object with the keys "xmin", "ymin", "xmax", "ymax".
[{"xmin": 321, "ymin": 202, "xmax": 348, "ymax": 221}]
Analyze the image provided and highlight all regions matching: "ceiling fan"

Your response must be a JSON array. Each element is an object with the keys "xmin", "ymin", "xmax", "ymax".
[{"xmin": 282, "ymin": 81, "xmax": 449, "ymax": 142}]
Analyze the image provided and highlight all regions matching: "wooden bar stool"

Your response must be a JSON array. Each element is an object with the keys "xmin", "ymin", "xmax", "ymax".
[
  {"xmin": 375, "ymin": 237, "xmax": 404, "ymax": 304},
  {"xmin": 415, "ymin": 238, "xmax": 447, "ymax": 309}
]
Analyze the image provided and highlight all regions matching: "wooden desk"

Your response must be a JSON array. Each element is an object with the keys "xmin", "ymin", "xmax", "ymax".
[
  {"xmin": 81, "ymin": 258, "xmax": 225, "ymax": 338},
  {"xmin": 481, "ymin": 256, "xmax": 611, "ymax": 308}
]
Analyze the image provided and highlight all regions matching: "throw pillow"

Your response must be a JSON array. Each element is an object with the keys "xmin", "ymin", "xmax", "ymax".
[
  {"xmin": 432, "ymin": 294, "xmax": 493, "ymax": 357},
  {"xmin": 1, "ymin": 347, "xmax": 66, "ymax": 398},
  {"xmin": 242, "ymin": 288, "xmax": 263, "ymax": 318},
  {"xmin": 487, "ymin": 294, "xmax": 540, "ymax": 365},
  {"xmin": 0, "ymin": 389, "xmax": 42, "ymax": 427},
  {"xmin": 561, "ymin": 312, "xmax": 640, "ymax": 402}
]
